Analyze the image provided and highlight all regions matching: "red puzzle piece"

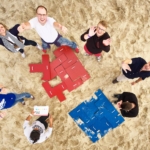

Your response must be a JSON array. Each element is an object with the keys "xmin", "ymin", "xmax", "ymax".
[
  {"xmin": 65, "ymin": 61, "xmax": 89, "ymax": 81},
  {"xmin": 49, "ymin": 54, "xmax": 67, "ymax": 79},
  {"xmin": 42, "ymin": 82, "xmax": 67, "ymax": 102},
  {"xmin": 29, "ymin": 46, "xmax": 90, "ymax": 102},
  {"xmin": 29, "ymin": 54, "xmax": 51, "ymax": 81}
]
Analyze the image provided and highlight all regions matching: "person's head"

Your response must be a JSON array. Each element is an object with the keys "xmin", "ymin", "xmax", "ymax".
[
  {"xmin": 30, "ymin": 130, "xmax": 40, "ymax": 144},
  {"xmin": 96, "ymin": 21, "xmax": 107, "ymax": 37},
  {"xmin": 36, "ymin": 5, "xmax": 48, "ymax": 25},
  {"xmin": 120, "ymin": 102, "xmax": 133, "ymax": 111},
  {"xmin": 0, "ymin": 23, "xmax": 7, "ymax": 36},
  {"xmin": 141, "ymin": 62, "xmax": 150, "ymax": 71}
]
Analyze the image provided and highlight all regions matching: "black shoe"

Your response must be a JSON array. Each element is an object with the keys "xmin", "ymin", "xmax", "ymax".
[
  {"xmin": 112, "ymin": 100, "xmax": 118, "ymax": 104},
  {"xmin": 112, "ymin": 78, "xmax": 118, "ymax": 84},
  {"xmin": 113, "ymin": 94, "xmax": 121, "ymax": 99}
]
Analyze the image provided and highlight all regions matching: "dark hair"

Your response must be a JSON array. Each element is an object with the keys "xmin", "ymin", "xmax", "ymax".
[
  {"xmin": 36, "ymin": 5, "xmax": 47, "ymax": 13},
  {"xmin": 120, "ymin": 102, "xmax": 132, "ymax": 111},
  {"xmin": 0, "ymin": 22, "xmax": 8, "ymax": 30},
  {"xmin": 30, "ymin": 130, "xmax": 40, "ymax": 144}
]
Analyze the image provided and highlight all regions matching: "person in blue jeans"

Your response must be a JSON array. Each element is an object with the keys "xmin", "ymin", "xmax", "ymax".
[
  {"xmin": 0, "ymin": 92, "xmax": 34, "ymax": 110},
  {"xmin": 21, "ymin": 5, "xmax": 79, "ymax": 53}
]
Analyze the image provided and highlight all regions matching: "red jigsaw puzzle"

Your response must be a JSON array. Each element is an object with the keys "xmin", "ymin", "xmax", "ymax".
[{"xmin": 29, "ymin": 46, "xmax": 90, "ymax": 102}]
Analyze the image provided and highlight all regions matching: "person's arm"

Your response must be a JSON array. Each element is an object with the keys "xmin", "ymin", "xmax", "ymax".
[
  {"xmin": 18, "ymin": 22, "xmax": 32, "ymax": 33},
  {"xmin": 121, "ymin": 59, "xmax": 132, "ymax": 73},
  {"xmin": 53, "ymin": 22, "xmax": 68, "ymax": 34},
  {"xmin": 25, "ymin": 111, "xmax": 34, "ymax": 121},
  {"xmin": 49, "ymin": 115, "xmax": 53, "ymax": 127},
  {"xmin": 80, "ymin": 26, "xmax": 97, "ymax": 41},
  {"xmin": 131, "ymin": 77, "xmax": 143, "ymax": 85},
  {"xmin": 120, "ymin": 109, "xmax": 137, "ymax": 117},
  {"xmin": 103, "ymin": 38, "xmax": 111, "ymax": 46}
]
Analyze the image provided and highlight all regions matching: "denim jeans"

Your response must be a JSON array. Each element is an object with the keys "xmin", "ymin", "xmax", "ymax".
[
  {"xmin": 13, "ymin": 92, "xmax": 32, "ymax": 106},
  {"xmin": 57, "ymin": 37, "xmax": 77, "ymax": 49},
  {"xmin": 41, "ymin": 36, "xmax": 77, "ymax": 50}
]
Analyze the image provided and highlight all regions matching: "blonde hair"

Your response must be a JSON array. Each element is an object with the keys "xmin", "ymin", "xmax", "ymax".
[
  {"xmin": 0, "ymin": 22, "xmax": 8, "ymax": 30},
  {"xmin": 98, "ymin": 21, "xmax": 108, "ymax": 28}
]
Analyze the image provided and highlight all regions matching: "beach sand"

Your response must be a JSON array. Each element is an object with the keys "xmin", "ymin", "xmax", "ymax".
[{"xmin": 0, "ymin": 0, "xmax": 150, "ymax": 149}]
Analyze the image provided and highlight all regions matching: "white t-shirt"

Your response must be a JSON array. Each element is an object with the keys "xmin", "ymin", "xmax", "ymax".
[
  {"xmin": 23, "ymin": 120, "xmax": 53, "ymax": 144},
  {"xmin": 29, "ymin": 17, "xmax": 58, "ymax": 43}
]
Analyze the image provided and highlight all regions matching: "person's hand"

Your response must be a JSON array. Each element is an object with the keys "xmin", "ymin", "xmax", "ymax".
[
  {"xmin": 103, "ymin": 38, "xmax": 111, "ymax": 46},
  {"xmin": 122, "ymin": 63, "xmax": 131, "ymax": 73},
  {"xmin": 31, "ymin": 110, "xmax": 34, "ymax": 116},
  {"xmin": 61, "ymin": 26, "xmax": 68, "ymax": 34},
  {"xmin": 0, "ymin": 88, "xmax": 9, "ymax": 94},
  {"xmin": 88, "ymin": 26, "xmax": 97, "ymax": 37},
  {"xmin": 131, "ymin": 81, "xmax": 136, "ymax": 85}
]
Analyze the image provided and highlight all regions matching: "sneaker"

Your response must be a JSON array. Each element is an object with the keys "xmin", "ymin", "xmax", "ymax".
[
  {"xmin": 21, "ymin": 53, "xmax": 25, "ymax": 58},
  {"xmin": 75, "ymin": 47, "xmax": 79, "ymax": 53},
  {"xmin": 30, "ymin": 95, "xmax": 35, "ymax": 100},
  {"xmin": 96, "ymin": 56, "xmax": 101, "ymax": 62},
  {"xmin": 112, "ymin": 78, "xmax": 119, "ymax": 84},
  {"xmin": 113, "ymin": 94, "xmax": 121, "ymax": 98},
  {"xmin": 36, "ymin": 44, "xmax": 42, "ymax": 50},
  {"xmin": 22, "ymin": 101, "xmax": 25, "ymax": 105}
]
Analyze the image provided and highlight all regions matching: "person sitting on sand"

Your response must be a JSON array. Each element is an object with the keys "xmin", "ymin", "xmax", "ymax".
[
  {"xmin": 80, "ymin": 20, "xmax": 111, "ymax": 62},
  {"xmin": 23, "ymin": 111, "xmax": 53, "ymax": 144},
  {"xmin": 112, "ymin": 57, "xmax": 150, "ymax": 85},
  {"xmin": 0, "ymin": 22, "xmax": 42, "ymax": 58},
  {"xmin": 113, "ymin": 92, "xmax": 139, "ymax": 117},
  {"xmin": 0, "ymin": 85, "xmax": 34, "ymax": 109}
]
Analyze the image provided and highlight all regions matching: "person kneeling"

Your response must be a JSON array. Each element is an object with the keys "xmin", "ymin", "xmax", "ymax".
[{"xmin": 113, "ymin": 92, "xmax": 139, "ymax": 118}]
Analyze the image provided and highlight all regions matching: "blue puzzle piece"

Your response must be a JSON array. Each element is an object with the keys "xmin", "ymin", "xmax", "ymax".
[{"xmin": 69, "ymin": 89, "xmax": 125, "ymax": 143}]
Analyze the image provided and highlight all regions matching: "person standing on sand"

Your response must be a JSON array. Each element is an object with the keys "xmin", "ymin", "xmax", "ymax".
[
  {"xmin": 21, "ymin": 5, "xmax": 79, "ymax": 53},
  {"xmin": 80, "ymin": 20, "xmax": 111, "ymax": 61}
]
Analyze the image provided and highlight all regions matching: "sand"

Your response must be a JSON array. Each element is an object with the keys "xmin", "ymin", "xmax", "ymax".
[{"xmin": 0, "ymin": 0, "xmax": 150, "ymax": 149}]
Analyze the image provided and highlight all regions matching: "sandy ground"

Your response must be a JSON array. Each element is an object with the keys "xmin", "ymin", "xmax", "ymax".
[{"xmin": 0, "ymin": 0, "xmax": 150, "ymax": 150}]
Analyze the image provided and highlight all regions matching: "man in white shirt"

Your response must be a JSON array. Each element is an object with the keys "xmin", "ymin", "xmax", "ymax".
[
  {"xmin": 23, "ymin": 111, "xmax": 53, "ymax": 144},
  {"xmin": 21, "ymin": 5, "xmax": 79, "ymax": 53}
]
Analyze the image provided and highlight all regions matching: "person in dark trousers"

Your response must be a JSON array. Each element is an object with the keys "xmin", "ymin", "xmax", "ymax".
[
  {"xmin": 23, "ymin": 111, "xmax": 53, "ymax": 144},
  {"xmin": 112, "ymin": 57, "xmax": 150, "ymax": 85},
  {"xmin": 80, "ymin": 20, "xmax": 111, "ymax": 61},
  {"xmin": 113, "ymin": 92, "xmax": 139, "ymax": 117},
  {"xmin": 0, "ymin": 22, "xmax": 42, "ymax": 58},
  {"xmin": 21, "ymin": 5, "xmax": 79, "ymax": 53}
]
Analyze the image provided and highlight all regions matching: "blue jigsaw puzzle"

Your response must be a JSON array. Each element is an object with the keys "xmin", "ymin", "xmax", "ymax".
[{"xmin": 69, "ymin": 89, "xmax": 125, "ymax": 143}]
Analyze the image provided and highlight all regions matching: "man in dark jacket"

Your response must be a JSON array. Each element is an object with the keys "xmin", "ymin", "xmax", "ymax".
[
  {"xmin": 80, "ymin": 20, "xmax": 111, "ymax": 62},
  {"xmin": 113, "ymin": 92, "xmax": 139, "ymax": 117},
  {"xmin": 112, "ymin": 57, "xmax": 150, "ymax": 85}
]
